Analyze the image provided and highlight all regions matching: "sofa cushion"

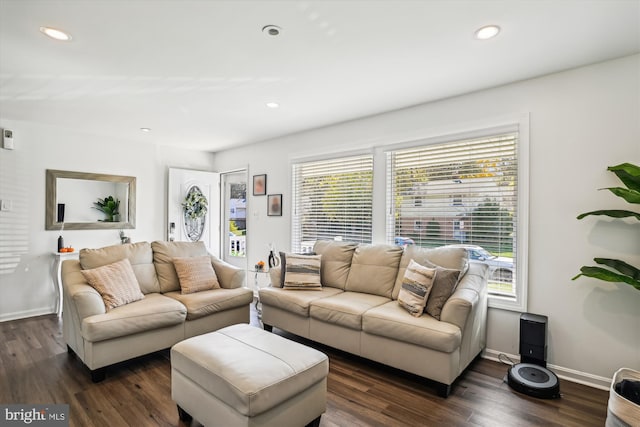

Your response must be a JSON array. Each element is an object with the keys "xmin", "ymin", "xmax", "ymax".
[
  {"xmin": 165, "ymin": 287, "xmax": 253, "ymax": 321},
  {"xmin": 345, "ymin": 244, "xmax": 403, "ymax": 298},
  {"xmin": 313, "ymin": 241, "xmax": 358, "ymax": 290},
  {"xmin": 425, "ymin": 266, "xmax": 462, "ymax": 320},
  {"xmin": 259, "ymin": 287, "xmax": 343, "ymax": 317},
  {"xmin": 81, "ymin": 258, "xmax": 145, "ymax": 311},
  {"xmin": 173, "ymin": 255, "xmax": 221, "ymax": 294},
  {"xmin": 283, "ymin": 253, "xmax": 322, "ymax": 290},
  {"xmin": 397, "ymin": 259, "xmax": 436, "ymax": 317},
  {"xmin": 79, "ymin": 241, "xmax": 160, "ymax": 294},
  {"xmin": 81, "ymin": 293, "xmax": 187, "ymax": 342},
  {"xmin": 392, "ymin": 245, "xmax": 468, "ymax": 299},
  {"xmin": 310, "ymin": 292, "xmax": 390, "ymax": 330},
  {"xmin": 152, "ymin": 241, "xmax": 209, "ymax": 293},
  {"xmin": 362, "ymin": 301, "xmax": 462, "ymax": 353}
]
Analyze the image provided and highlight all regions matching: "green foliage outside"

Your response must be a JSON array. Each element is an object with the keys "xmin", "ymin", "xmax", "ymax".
[
  {"xmin": 301, "ymin": 170, "xmax": 373, "ymax": 242},
  {"xmin": 229, "ymin": 220, "xmax": 245, "ymax": 236},
  {"xmin": 469, "ymin": 199, "xmax": 513, "ymax": 251}
]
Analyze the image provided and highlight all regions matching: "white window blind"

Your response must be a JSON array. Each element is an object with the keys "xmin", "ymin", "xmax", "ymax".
[
  {"xmin": 292, "ymin": 154, "xmax": 373, "ymax": 252},
  {"xmin": 386, "ymin": 133, "xmax": 519, "ymax": 297}
]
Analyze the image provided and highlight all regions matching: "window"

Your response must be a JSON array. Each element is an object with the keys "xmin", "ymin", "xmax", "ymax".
[
  {"xmin": 386, "ymin": 129, "xmax": 528, "ymax": 310},
  {"xmin": 292, "ymin": 154, "xmax": 374, "ymax": 253}
]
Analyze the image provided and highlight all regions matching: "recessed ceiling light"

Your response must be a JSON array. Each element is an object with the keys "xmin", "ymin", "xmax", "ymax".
[
  {"xmin": 140, "ymin": 127, "xmax": 151, "ymax": 132},
  {"xmin": 474, "ymin": 25, "xmax": 500, "ymax": 40},
  {"xmin": 262, "ymin": 25, "xmax": 282, "ymax": 37},
  {"xmin": 266, "ymin": 102, "xmax": 280, "ymax": 109},
  {"xmin": 39, "ymin": 26, "xmax": 72, "ymax": 41}
]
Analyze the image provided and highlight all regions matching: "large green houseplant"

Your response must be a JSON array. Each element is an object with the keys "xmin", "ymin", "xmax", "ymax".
[
  {"xmin": 572, "ymin": 163, "xmax": 640, "ymax": 290},
  {"xmin": 93, "ymin": 195, "xmax": 121, "ymax": 222}
]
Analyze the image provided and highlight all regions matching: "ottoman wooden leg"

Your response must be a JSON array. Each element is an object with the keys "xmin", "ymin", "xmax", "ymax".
[
  {"xmin": 305, "ymin": 415, "xmax": 321, "ymax": 427},
  {"xmin": 177, "ymin": 405, "xmax": 192, "ymax": 422}
]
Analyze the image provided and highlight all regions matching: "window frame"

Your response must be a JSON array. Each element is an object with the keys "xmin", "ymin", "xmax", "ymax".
[{"xmin": 384, "ymin": 119, "xmax": 529, "ymax": 312}]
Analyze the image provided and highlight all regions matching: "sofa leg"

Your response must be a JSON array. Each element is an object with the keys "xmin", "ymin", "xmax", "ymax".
[
  {"xmin": 436, "ymin": 383, "xmax": 451, "ymax": 398},
  {"xmin": 90, "ymin": 368, "xmax": 106, "ymax": 383},
  {"xmin": 263, "ymin": 323, "xmax": 273, "ymax": 332},
  {"xmin": 305, "ymin": 415, "xmax": 321, "ymax": 427},
  {"xmin": 177, "ymin": 405, "xmax": 192, "ymax": 422}
]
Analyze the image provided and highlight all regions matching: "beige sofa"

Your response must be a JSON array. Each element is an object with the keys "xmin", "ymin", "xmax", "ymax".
[
  {"xmin": 259, "ymin": 241, "xmax": 489, "ymax": 397},
  {"xmin": 62, "ymin": 240, "xmax": 253, "ymax": 381}
]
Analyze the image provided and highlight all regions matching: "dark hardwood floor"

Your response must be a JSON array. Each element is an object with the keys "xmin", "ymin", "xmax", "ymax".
[{"xmin": 0, "ymin": 307, "xmax": 609, "ymax": 427}]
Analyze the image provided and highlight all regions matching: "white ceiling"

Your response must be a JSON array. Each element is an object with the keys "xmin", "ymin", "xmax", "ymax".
[{"xmin": 1, "ymin": 0, "xmax": 638, "ymax": 152}]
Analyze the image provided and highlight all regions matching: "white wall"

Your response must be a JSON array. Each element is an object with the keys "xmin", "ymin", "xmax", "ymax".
[
  {"xmin": 212, "ymin": 55, "xmax": 640, "ymax": 385},
  {"xmin": 0, "ymin": 121, "xmax": 215, "ymax": 320}
]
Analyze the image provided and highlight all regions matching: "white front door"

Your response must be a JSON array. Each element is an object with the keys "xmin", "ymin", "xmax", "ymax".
[{"xmin": 167, "ymin": 168, "xmax": 220, "ymax": 257}]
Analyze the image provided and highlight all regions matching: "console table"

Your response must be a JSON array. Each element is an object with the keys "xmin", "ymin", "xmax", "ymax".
[{"xmin": 52, "ymin": 251, "xmax": 78, "ymax": 316}]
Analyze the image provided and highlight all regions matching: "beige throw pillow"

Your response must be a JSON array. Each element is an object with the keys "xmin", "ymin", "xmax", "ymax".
[
  {"xmin": 398, "ymin": 259, "xmax": 437, "ymax": 317},
  {"xmin": 81, "ymin": 258, "xmax": 145, "ymax": 311},
  {"xmin": 425, "ymin": 266, "xmax": 461, "ymax": 320},
  {"xmin": 173, "ymin": 256, "xmax": 221, "ymax": 294},
  {"xmin": 283, "ymin": 253, "xmax": 322, "ymax": 290}
]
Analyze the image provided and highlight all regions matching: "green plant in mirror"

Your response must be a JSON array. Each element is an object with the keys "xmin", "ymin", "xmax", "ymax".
[
  {"xmin": 572, "ymin": 163, "xmax": 640, "ymax": 291},
  {"xmin": 93, "ymin": 195, "xmax": 121, "ymax": 222}
]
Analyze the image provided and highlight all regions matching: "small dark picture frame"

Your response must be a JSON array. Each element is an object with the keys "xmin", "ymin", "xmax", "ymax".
[
  {"xmin": 267, "ymin": 194, "xmax": 282, "ymax": 216},
  {"xmin": 253, "ymin": 174, "xmax": 267, "ymax": 196}
]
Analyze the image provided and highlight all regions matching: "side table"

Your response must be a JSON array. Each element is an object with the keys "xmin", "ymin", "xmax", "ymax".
[
  {"xmin": 250, "ymin": 269, "xmax": 271, "ymax": 318},
  {"xmin": 52, "ymin": 251, "xmax": 78, "ymax": 316}
]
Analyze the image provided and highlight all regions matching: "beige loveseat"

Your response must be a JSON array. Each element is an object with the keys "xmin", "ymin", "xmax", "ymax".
[
  {"xmin": 62, "ymin": 240, "xmax": 252, "ymax": 381},
  {"xmin": 259, "ymin": 241, "xmax": 489, "ymax": 397}
]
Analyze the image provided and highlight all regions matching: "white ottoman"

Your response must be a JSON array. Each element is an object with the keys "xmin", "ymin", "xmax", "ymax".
[{"xmin": 171, "ymin": 324, "xmax": 328, "ymax": 427}]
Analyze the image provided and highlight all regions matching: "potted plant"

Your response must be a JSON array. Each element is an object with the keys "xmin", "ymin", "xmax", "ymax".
[
  {"xmin": 572, "ymin": 162, "xmax": 639, "ymax": 290},
  {"xmin": 93, "ymin": 195, "xmax": 120, "ymax": 222},
  {"xmin": 572, "ymin": 162, "xmax": 639, "ymax": 425}
]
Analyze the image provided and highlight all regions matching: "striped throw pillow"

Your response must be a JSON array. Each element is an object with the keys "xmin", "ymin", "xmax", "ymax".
[
  {"xmin": 81, "ymin": 258, "xmax": 145, "ymax": 311},
  {"xmin": 283, "ymin": 253, "xmax": 322, "ymax": 290},
  {"xmin": 173, "ymin": 256, "xmax": 221, "ymax": 294},
  {"xmin": 398, "ymin": 259, "xmax": 436, "ymax": 317}
]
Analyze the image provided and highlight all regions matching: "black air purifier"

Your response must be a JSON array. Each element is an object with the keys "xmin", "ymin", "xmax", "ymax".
[{"xmin": 507, "ymin": 313, "xmax": 560, "ymax": 399}]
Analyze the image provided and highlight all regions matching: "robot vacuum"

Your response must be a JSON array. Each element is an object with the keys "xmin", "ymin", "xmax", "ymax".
[{"xmin": 507, "ymin": 363, "xmax": 560, "ymax": 399}]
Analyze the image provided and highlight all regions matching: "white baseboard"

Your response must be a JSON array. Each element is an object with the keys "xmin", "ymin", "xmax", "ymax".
[
  {"xmin": 482, "ymin": 348, "xmax": 611, "ymax": 391},
  {"xmin": 0, "ymin": 307, "xmax": 55, "ymax": 322}
]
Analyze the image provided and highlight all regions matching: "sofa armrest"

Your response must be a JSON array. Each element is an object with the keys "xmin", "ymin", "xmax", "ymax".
[
  {"xmin": 440, "ymin": 263, "xmax": 488, "ymax": 332},
  {"xmin": 440, "ymin": 262, "xmax": 489, "ymax": 371},
  {"xmin": 61, "ymin": 260, "xmax": 106, "ymax": 320},
  {"xmin": 211, "ymin": 256, "xmax": 246, "ymax": 289}
]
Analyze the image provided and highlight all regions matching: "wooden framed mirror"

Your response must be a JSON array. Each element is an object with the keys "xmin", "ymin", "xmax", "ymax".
[{"xmin": 45, "ymin": 169, "xmax": 136, "ymax": 230}]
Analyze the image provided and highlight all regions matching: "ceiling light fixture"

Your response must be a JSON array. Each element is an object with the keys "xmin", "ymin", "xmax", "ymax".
[
  {"xmin": 39, "ymin": 26, "xmax": 72, "ymax": 41},
  {"xmin": 140, "ymin": 127, "xmax": 151, "ymax": 132},
  {"xmin": 474, "ymin": 25, "xmax": 500, "ymax": 40},
  {"xmin": 262, "ymin": 25, "xmax": 282, "ymax": 37},
  {"xmin": 266, "ymin": 102, "xmax": 280, "ymax": 109}
]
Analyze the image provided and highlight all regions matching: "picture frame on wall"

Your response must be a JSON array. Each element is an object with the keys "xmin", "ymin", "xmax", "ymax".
[
  {"xmin": 253, "ymin": 174, "xmax": 267, "ymax": 196},
  {"xmin": 267, "ymin": 194, "xmax": 282, "ymax": 216}
]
